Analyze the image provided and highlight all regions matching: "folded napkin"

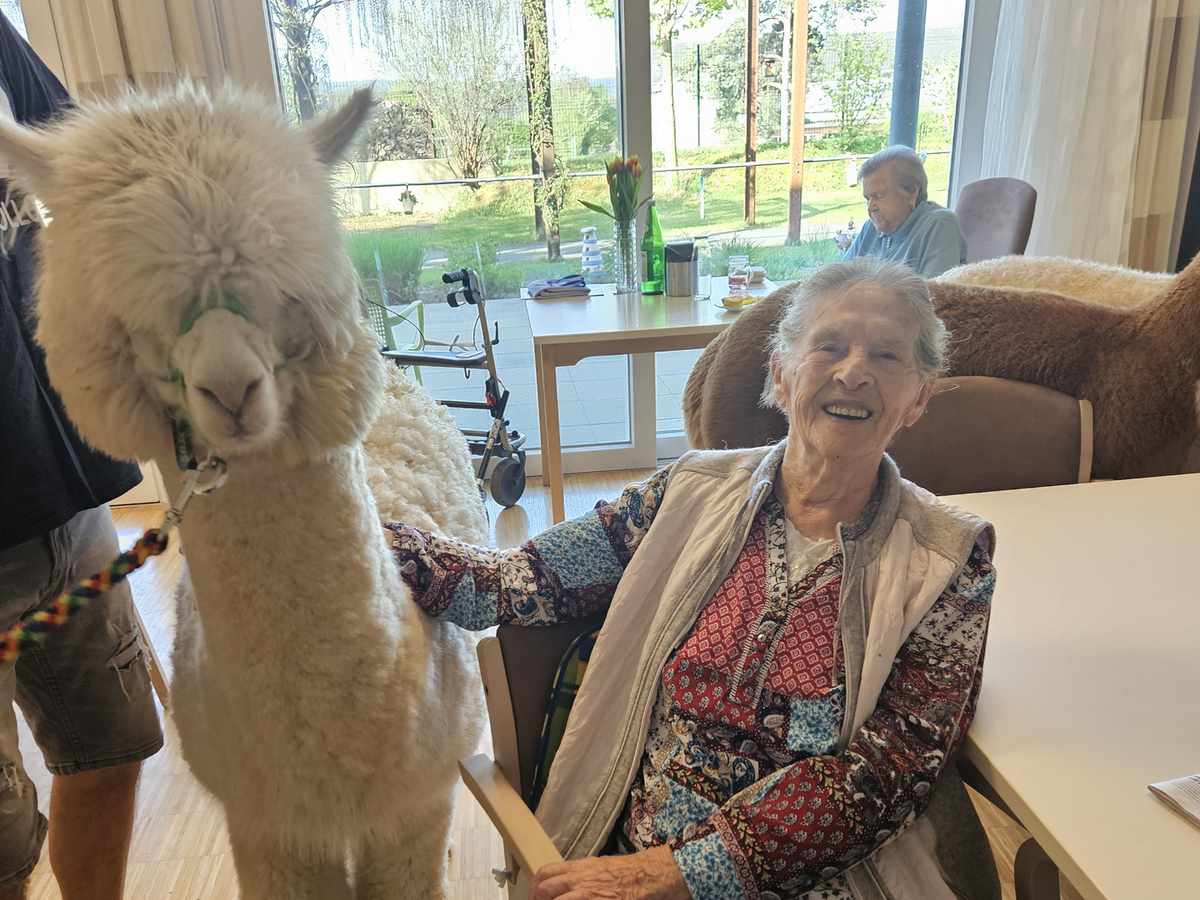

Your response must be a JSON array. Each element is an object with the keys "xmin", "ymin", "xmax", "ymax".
[{"xmin": 527, "ymin": 274, "xmax": 591, "ymax": 299}]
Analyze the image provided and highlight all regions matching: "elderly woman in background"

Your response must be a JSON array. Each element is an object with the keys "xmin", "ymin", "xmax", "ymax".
[
  {"xmin": 843, "ymin": 145, "xmax": 967, "ymax": 278},
  {"xmin": 388, "ymin": 257, "xmax": 997, "ymax": 900}
]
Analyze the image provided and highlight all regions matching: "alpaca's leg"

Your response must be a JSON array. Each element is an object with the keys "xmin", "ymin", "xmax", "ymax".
[
  {"xmin": 228, "ymin": 826, "xmax": 352, "ymax": 900},
  {"xmin": 353, "ymin": 794, "xmax": 454, "ymax": 900}
]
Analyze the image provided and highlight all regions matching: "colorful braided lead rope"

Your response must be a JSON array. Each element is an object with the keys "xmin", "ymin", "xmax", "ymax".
[{"xmin": 0, "ymin": 528, "xmax": 169, "ymax": 664}]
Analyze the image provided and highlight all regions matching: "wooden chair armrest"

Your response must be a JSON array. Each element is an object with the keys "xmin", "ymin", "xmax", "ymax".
[
  {"xmin": 459, "ymin": 754, "xmax": 564, "ymax": 877},
  {"xmin": 1078, "ymin": 398, "xmax": 1093, "ymax": 483}
]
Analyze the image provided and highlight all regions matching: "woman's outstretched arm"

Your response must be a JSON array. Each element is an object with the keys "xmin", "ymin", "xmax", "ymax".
[{"xmin": 387, "ymin": 465, "xmax": 672, "ymax": 630}]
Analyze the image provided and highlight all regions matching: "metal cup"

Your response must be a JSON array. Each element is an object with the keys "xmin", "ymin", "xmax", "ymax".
[{"xmin": 664, "ymin": 241, "xmax": 697, "ymax": 297}]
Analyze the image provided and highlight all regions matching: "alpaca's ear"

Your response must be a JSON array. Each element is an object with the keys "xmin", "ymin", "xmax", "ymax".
[
  {"xmin": 305, "ymin": 88, "xmax": 374, "ymax": 166},
  {"xmin": 0, "ymin": 119, "xmax": 54, "ymax": 196}
]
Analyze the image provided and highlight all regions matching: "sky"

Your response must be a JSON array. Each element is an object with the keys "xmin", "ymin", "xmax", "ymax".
[{"xmin": 319, "ymin": 0, "xmax": 967, "ymax": 84}]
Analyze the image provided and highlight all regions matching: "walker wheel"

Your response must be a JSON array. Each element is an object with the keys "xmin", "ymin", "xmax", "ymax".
[{"xmin": 489, "ymin": 457, "xmax": 526, "ymax": 507}]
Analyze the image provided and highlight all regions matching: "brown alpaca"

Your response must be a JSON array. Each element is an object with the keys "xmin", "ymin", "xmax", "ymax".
[
  {"xmin": 684, "ymin": 260, "xmax": 1200, "ymax": 480},
  {"xmin": 937, "ymin": 255, "xmax": 1172, "ymax": 307},
  {"xmin": 682, "ymin": 291, "xmax": 789, "ymax": 450}
]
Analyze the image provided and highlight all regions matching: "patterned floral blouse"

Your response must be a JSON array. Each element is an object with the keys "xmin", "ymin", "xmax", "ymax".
[{"xmin": 389, "ymin": 464, "xmax": 994, "ymax": 900}]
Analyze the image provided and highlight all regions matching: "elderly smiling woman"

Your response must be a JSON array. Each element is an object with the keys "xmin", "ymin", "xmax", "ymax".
[
  {"xmin": 388, "ymin": 257, "xmax": 997, "ymax": 900},
  {"xmin": 843, "ymin": 146, "xmax": 968, "ymax": 278}
]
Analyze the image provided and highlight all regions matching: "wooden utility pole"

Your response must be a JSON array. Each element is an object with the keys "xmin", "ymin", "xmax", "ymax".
[
  {"xmin": 786, "ymin": 0, "xmax": 809, "ymax": 242},
  {"xmin": 744, "ymin": 0, "xmax": 759, "ymax": 223}
]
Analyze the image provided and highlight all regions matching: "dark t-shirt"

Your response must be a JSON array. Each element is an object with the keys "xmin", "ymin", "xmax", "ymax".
[{"xmin": 0, "ymin": 13, "xmax": 141, "ymax": 551}]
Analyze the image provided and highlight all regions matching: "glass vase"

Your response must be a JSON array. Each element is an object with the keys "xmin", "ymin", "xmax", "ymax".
[{"xmin": 612, "ymin": 218, "xmax": 639, "ymax": 293}]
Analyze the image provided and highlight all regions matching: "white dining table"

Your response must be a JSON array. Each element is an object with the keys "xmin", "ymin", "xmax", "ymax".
[
  {"xmin": 526, "ymin": 276, "xmax": 777, "ymax": 523},
  {"xmin": 942, "ymin": 474, "xmax": 1200, "ymax": 899}
]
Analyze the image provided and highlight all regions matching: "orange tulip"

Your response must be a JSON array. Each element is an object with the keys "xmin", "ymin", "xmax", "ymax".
[{"xmin": 581, "ymin": 154, "xmax": 650, "ymax": 223}]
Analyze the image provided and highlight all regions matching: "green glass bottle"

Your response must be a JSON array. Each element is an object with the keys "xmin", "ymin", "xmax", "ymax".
[{"xmin": 640, "ymin": 199, "xmax": 665, "ymax": 295}]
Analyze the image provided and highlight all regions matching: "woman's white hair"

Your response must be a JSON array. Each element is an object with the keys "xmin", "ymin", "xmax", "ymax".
[
  {"xmin": 858, "ymin": 145, "xmax": 928, "ymax": 205},
  {"xmin": 760, "ymin": 256, "xmax": 950, "ymax": 409}
]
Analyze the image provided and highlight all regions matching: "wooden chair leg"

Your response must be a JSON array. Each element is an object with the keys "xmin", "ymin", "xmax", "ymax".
[
  {"xmin": 1014, "ymin": 837, "xmax": 1059, "ymax": 900},
  {"xmin": 131, "ymin": 602, "xmax": 170, "ymax": 709}
]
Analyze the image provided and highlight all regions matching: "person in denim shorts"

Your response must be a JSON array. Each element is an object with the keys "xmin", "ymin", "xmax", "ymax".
[{"xmin": 0, "ymin": 14, "xmax": 163, "ymax": 898}]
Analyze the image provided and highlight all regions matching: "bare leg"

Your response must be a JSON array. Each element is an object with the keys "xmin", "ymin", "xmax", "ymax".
[
  {"xmin": 228, "ymin": 826, "xmax": 353, "ymax": 900},
  {"xmin": 354, "ymin": 794, "xmax": 454, "ymax": 900},
  {"xmin": 48, "ymin": 761, "xmax": 140, "ymax": 900}
]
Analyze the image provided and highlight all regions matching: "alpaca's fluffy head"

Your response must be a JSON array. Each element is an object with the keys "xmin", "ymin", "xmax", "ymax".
[{"xmin": 0, "ymin": 83, "xmax": 382, "ymax": 466}]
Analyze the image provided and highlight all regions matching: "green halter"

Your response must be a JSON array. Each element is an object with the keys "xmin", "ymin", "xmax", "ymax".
[
  {"xmin": 177, "ymin": 291, "xmax": 257, "ymax": 336},
  {"xmin": 162, "ymin": 290, "xmax": 294, "ymax": 470},
  {"xmin": 164, "ymin": 291, "xmax": 290, "ymax": 386}
]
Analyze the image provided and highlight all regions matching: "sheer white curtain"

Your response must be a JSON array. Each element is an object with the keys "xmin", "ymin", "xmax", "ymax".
[
  {"xmin": 980, "ymin": 0, "xmax": 1155, "ymax": 263},
  {"xmin": 21, "ymin": 0, "xmax": 227, "ymax": 98}
]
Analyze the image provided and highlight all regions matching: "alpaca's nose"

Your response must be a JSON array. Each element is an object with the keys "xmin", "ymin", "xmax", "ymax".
[{"xmin": 196, "ymin": 376, "xmax": 262, "ymax": 420}]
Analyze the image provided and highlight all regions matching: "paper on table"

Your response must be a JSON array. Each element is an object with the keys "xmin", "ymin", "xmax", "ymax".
[{"xmin": 1148, "ymin": 774, "xmax": 1200, "ymax": 830}]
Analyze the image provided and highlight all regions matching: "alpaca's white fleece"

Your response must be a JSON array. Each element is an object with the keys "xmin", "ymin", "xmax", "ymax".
[
  {"xmin": 937, "ymin": 254, "xmax": 1172, "ymax": 306},
  {"xmin": 0, "ymin": 83, "xmax": 487, "ymax": 898},
  {"xmin": 363, "ymin": 365, "xmax": 489, "ymax": 545}
]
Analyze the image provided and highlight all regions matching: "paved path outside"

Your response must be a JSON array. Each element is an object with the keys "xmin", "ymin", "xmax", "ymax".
[{"xmin": 424, "ymin": 219, "xmax": 845, "ymax": 268}]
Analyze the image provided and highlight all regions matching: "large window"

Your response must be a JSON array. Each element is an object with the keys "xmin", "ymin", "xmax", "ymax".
[
  {"xmin": 652, "ymin": 0, "xmax": 966, "ymax": 443},
  {"xmin": 265, "ymin": 0, "xmax": 632, "ymax": 454},
  {"xmin": 253, "ymin": 0, "xmax": 967, "ymax": 469}
]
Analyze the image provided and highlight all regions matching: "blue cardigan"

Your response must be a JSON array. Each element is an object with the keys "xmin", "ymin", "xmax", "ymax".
[{"xmin": 843, "ymin": 200, "xmax": 967, "ymax": 278}]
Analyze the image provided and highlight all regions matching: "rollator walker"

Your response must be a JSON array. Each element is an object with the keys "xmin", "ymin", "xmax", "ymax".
[{"xmin": 364, "ymin": 267, "xmax": 528, "ymax": 507}]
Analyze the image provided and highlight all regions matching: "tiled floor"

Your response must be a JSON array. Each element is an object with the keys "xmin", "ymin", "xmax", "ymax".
[{"xmin": 393, "ymin": 295, "xmax": 703, "ymax": 449}]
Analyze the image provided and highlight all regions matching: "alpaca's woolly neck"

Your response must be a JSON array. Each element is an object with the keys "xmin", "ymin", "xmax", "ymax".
[
  {"xmin": 163, "ymin": 437, "xmax": 483, "ymax": 856},
  {"xmin": 1136, "ymin": 254, "xmax": 1200, "ymax": 375},
  {"xmin": 169, "ymin": 444, "xmax": 413, "ymax": 675}
]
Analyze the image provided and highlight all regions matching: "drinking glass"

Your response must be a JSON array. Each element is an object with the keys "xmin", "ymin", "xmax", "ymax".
[
  {"xmin": 694, "ymin": 237, "xmax": 712, "ymax": 300},
  {"xmin": 728, "ymin": 254, "xmax": 750, "ymax": 295}
]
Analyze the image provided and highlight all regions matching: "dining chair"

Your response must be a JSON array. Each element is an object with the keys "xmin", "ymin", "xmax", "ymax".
[
  {"xmin": 955, "ymin": 177, "xmax": 1038, "ymax": 264},
  {"xmin": 361, "ymin": 278, "xmax": 425, "ymax": 383}
]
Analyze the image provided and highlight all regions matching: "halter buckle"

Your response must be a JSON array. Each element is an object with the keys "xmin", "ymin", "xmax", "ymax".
[{"xmin": 158, "ymin": 455, "xmax": 227, "ymax": 538}]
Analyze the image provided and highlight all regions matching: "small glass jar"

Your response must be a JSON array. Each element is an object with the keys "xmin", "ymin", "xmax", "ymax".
[{"xmin": 727, "ymin": 254, "xmax": 751, "ymax": 296}]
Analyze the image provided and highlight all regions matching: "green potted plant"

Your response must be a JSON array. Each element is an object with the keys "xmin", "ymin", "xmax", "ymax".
[{"xmin": 399, "ymin": 185, "xmax": 418, "ymax": 215}]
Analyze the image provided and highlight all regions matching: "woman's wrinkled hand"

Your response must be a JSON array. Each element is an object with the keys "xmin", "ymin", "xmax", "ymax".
[{"xmin": 530, "ymin": 846, "xmax": 691, "ymax": 900}]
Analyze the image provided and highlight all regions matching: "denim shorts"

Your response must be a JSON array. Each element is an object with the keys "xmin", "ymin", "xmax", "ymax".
[{"xmin": 0, "ymin": 505, "xmax": 164, "ymax": 889}]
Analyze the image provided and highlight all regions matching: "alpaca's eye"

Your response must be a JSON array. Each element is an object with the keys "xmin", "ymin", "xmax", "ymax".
[{"xmin": 279, "ymin": 339, "xmax": 306, "ymax": 362}]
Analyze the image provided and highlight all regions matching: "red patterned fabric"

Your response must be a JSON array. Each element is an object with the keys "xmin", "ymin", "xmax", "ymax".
[
  {"xmin": 768, "ymin": 584, "xmax": 840, "ymax": 699},
  {"xmin": 616, "ymin": 496, "xmax": 994, "ymax": 900},
  {"xmin": 678, "ymin": 515, "xmax": 769, "ymax": 673}
]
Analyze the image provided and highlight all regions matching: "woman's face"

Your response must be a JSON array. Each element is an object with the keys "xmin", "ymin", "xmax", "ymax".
[
  {"xmin": 770, "ymin": 285, "xmax": 935, "ymax": 470},
  {"xmin": 862, "ymin": 165, "xmax": 919, "ymax": 236}
]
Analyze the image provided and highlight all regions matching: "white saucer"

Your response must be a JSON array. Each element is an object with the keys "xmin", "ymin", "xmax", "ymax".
[{"xmin": 713, "ymin": 295, "xmax": 760, "ymax": 313}]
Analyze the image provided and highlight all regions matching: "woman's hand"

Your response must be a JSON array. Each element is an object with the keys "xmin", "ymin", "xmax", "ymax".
[{"xmin": 530, "ymin": 846, "xmax": 691, "ymax": 900}]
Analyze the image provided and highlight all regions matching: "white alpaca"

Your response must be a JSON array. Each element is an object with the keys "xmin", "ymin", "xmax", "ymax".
[
  {"xmin": 0, "ymin": 85, "xmax": 485, "ymax": 898},
  {"xmin": 364, "ymin": 366, "xmax": 488, "ymax": 542}
]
